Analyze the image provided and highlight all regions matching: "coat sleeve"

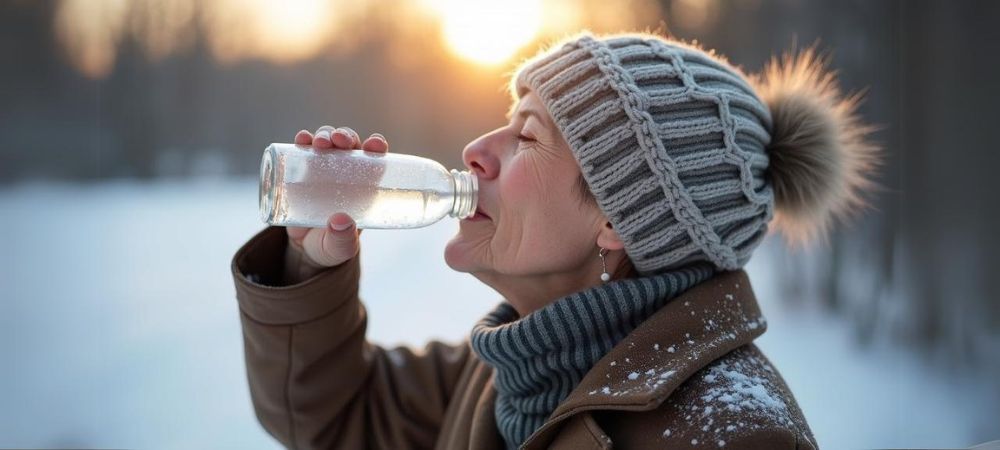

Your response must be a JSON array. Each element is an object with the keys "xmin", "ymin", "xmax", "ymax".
[{"xmin": 231, "ymin": 227, "xmax": 473, "ymax": 450}]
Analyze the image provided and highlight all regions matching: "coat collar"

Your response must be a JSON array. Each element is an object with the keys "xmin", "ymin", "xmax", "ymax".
[{"xmin": 520, "ymin": 269, "xmax": 767, "ymax": 449}]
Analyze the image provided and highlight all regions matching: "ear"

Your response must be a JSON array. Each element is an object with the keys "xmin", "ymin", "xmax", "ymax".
[{"xmin": 596, "ymin": 220, "xmax": 625, "ymax": 251}]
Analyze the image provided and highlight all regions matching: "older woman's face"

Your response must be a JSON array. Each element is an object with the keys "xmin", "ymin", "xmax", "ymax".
[{"xmin": 444, "ymin": 92, "xmax": 608, "ymax": 277}]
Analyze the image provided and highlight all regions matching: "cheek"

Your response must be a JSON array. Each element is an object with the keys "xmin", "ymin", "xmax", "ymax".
[
  {"xmin": 498, "ymin": 155, "xmax": 550, "ymax": 231},
  {"xmin": 500, "ymin": 156, "xmax": 536, "ymax": 202},
  {"xmin": 495, "ymin": 155, "xmax": 597, "ymax": 271},
  {"xmin": 501, "ymin": 152, "xmax": 582, "ymax": 219}
]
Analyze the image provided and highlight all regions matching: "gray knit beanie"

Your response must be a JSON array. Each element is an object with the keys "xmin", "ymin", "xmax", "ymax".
[{"xmin": 513, "ymin": 32, "xmax": 878, "ymax": 274}]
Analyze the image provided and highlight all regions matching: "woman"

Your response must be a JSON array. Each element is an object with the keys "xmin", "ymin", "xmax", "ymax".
[{"xmin": 232, "ymin": 32, "xmax": 875, "ymax": 449}]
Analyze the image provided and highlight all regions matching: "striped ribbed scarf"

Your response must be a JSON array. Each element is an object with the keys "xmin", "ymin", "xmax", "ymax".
[{"xmin": 470, "ymin": 264, "xmax": 715, "ymax": 449}]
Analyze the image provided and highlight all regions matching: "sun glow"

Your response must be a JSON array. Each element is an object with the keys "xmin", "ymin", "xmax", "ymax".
[
  {"xmin": 201, "ymin": 0, "xmax": 335, "ymax": 64},
  {"xmin": 53, "ymin": 0, "xmax": 663, "ymax": 79},
  {"xmin": 424, "ymin": 0, "xmax": 543, "ymax": 66}
]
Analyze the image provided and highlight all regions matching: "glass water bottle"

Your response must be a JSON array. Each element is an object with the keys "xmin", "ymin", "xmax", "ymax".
[{"xmin": 259, "ymin": 143, "xmax": 478, "ymax": 229}]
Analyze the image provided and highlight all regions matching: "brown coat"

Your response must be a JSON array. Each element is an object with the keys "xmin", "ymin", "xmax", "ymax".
[{"xmin": 232, "ymin": 227, "xmax": 818, "ymax": 449}]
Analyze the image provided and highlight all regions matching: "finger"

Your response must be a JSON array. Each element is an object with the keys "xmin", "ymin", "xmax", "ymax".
[
  {"xmin": 308, "ymin": 213, "xmax": 359, "ymax": 266},
  {"xmin": 331, "ymin": 127, "xmax": 361, "ymax": 149},
  {"xmin": 361, "ymin": 133, "xmax": 389, "ymax": 153},
  {"xmin": 328, "ymin": 212, "xmax": 355, "ymax": 232},
  {"xmin": 294, "ymin": 130, "xmax": 313, "ymax": 145},
  {"xmin": 315, "ymin": 125, "xmax": 336, "ymax": 135},
  {"xmin": 313, "ymin": 127, "xmax": 334, "ymax": 149},
  {"xmin": 342, "ymin": 127, "xmax": 362, "ymax": 148}
]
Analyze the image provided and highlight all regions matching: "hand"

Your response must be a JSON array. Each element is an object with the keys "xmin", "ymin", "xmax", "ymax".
[{"xmin": 285, "ymin": 126, "xmax": 390, "ymax": 269}]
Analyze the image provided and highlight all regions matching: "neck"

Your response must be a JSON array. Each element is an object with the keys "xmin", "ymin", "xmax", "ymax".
[{"xmin": 473, "ymin": 252, "xmax": 627, "ymax": 316}]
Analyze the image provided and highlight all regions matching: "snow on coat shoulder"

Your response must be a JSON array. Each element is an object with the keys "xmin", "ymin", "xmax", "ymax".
[{"xmin": 593, "ymin": 345, "xmax": 819, "ymax": 449}]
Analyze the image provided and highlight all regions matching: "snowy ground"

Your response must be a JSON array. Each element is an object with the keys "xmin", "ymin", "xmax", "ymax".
[{"xmin": 0, "ymin": 178, "xmax": 996, "ymax": 449}]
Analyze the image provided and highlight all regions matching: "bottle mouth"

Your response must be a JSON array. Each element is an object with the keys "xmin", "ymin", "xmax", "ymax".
[
  {"xmin": 259, "ymin": 147, "xmax": 275, "ymax": 223},
  {"xmin": 450, "ymin": 169, "xmax": 478, "ymax": 219}
]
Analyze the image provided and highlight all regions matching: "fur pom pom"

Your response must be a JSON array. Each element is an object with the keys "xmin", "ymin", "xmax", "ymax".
[{"xmin": 753, "ymin": 48, "xmax": 880, "ymax": 243}]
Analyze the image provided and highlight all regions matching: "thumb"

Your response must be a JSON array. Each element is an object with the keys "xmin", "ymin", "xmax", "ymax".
[{"xmin": 303, "ymin": 214, "xmax": 359, "ymax": 267}]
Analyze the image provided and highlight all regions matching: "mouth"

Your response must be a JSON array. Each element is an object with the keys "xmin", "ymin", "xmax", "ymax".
[{"xmin": 466, "ymin": 206, "xmax": 492, "ymax": 222}]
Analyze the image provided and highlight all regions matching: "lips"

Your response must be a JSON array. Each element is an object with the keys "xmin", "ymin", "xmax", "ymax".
[{"xmin": 468, "ymin": 206, "xmax": 491, "ymax": 221}]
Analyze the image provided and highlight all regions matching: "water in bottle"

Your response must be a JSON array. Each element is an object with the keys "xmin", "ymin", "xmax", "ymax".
[{"xmin": 259, "ymin": 143, "xmax": 478, "ymax": 229}]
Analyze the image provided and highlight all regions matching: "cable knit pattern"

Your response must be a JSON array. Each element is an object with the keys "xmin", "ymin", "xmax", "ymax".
[
  {"xmin": 470, "ymin": 263, "xmax": 715, "ymax": 449},
  {"xmin": 514, "ymin": 33, "xmax": 775, "ymax": 272}
]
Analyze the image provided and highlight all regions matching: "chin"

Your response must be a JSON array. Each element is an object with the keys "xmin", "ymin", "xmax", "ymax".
[
  {"xmin": 444, "ymin": 229, "xmax": 488, "ymax": 273},
  {"xmin": 443, "ymin": 235, "xmax": 471, "ymax": 272}
]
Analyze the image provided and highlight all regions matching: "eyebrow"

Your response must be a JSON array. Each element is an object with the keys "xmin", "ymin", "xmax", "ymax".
[{"xmin": 505, "ymin": 94, "xmax": 545, "ymax": 121}]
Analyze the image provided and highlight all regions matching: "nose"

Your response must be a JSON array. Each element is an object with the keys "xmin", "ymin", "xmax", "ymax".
[{"xmin": 462, "ymin": 127, "xmax": 504, "ymax": 180}]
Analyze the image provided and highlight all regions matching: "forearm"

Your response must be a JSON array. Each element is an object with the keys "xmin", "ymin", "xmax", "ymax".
[
  {"xmin": 232, "ymin": 227, "xmax": 369, "ymax": 447},
  {"xmin": 238, "ymin": 291, "xmax": 370, "ymax": 449},
  {"xmin": 230, "ymin": 226, "xmax": 471, "ymax": 449}
]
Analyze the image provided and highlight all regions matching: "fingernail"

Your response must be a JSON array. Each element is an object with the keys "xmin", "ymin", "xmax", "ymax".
[
  {"xmin": 371, "ymin": 132, "xmax": 385, "ymax": 140},
  {"xmin": 315, "ymin": 129, "xmax": 331, "ymax": 141},
  {"xmin": 330, "ymin": 220, "xmax": 353, "ymax": 231}
]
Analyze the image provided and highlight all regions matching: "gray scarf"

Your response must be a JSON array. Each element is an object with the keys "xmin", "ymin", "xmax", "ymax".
[{"xmin": 470, "ymin": 264, "xmax": 714, "ymax": 449}]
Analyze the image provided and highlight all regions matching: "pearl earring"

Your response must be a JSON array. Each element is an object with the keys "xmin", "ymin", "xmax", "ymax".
[{"xmin": 598, "ymin": 247, "xmax": 611, "ymax": 282}]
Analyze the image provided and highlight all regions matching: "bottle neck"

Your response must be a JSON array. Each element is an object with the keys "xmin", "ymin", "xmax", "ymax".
[{"xmin": 449, "ymin": 169, "xmax": 478, "ymax": 219}]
